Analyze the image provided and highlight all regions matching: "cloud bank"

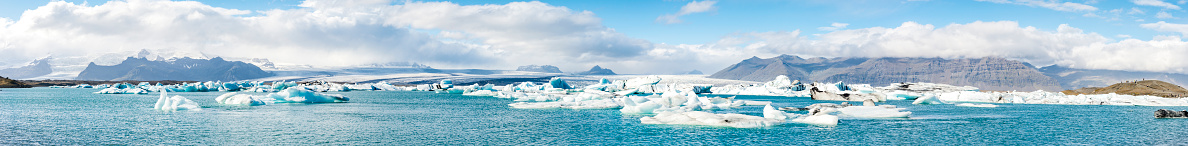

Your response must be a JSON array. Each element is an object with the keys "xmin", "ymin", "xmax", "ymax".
[{"xmin": 3, "ymin": 0, "xmax": 1188, "ymax": 76}]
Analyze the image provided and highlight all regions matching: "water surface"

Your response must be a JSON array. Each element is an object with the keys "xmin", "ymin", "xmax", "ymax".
[{"xmin": 1, "ymin": 88, "xmax": 1185, "ymax": 145}]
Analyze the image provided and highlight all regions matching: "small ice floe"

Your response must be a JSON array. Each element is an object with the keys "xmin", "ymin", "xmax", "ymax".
[
  {"xmin": 215, "ymin": 92, "xmax": 266, "ymax": 106},
  {"xmin": 955, "ymin": 103, "xmax": 998, "ymax": 108}
]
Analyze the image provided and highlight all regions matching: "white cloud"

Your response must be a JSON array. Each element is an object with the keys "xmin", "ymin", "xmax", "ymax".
[
  {"xmin": 1117, "ymin": 34, "xmax": 1133, "ymax": 38},
  {"xmin": 677, "ymin": 21, "xmax": 1188, "ymax": 74},
  {"xmin": 1156, "ymin": 11, "xmax": 1178, "ymax": 19},
  {"xmin": 0, "ymin": 0, "xmax": 666, "ymax": 75},
  {"xmin": 977, "ymin": 0, "xmax": 1098, "ymax": 12},
  {"xmin": 1132, "ymin": 0, "xmax": 1182, "ymax": 9},
  {"xmin": 1141, "ymin": 21, "xmax": 1188, "ymax": 36},
  {"xmin": 656, "ymin": 1, "xmax": 718, "ymax": 24},
  {"xmin": 817, "ymin": 23, "xmax": 850, "ymax": 31},
  {"xmin": 1130, "ymin": 7, "xmax": 1147, "ymax": 14}
]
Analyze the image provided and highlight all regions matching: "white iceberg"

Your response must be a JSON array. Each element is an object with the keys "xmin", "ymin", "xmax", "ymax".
[
  {"xmin": 215, "ymin": 92, "xmax": 266, "ymax": 106},
  {"xmin": 153, "ymin": 90, "xmax": 201, "ymax": 111},
  {"xmin": 260, "ymin": 88, "xmax": 350, "ymax": 103}
]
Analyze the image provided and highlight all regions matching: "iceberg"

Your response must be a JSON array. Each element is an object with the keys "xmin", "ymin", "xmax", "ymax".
[
  {"xmin": 549, "ymin": 78, "xmax": 572, "ymax": 89},
  {"xmin": 764, "ymin": 105, "xmax": 839, "ymax": 126},
  {"xmin": 153, "ymin": 90, "xmax": 201, "ymax": 111},
  {"xmin": 215, "ymin": 92, "xmax": 266, "ymax": 106},
  {"xmin": 808, "ymin": 87, "xmax": 886, "ymax": 102},
  {"xmin": 912, "ymin": 94, "xmax": 948, "ymax": 105},
  {"xmin": 835, "ymin": 104, "xmax": 911, "ymax": 118},
  {"xmin": 95, "ymin": 87, "xmax": 149, "ymax": 94},
  {"xmin": 259, "ymin": 88, "xmax": 350, "ymax": 103}
]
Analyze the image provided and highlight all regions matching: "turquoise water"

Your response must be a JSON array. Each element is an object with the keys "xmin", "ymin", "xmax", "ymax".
[{"xmin": 2, "ymin": 87, "xmax": 1187, "ymax": 145}]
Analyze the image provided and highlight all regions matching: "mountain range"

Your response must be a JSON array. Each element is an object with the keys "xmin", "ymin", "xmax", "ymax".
[
  {"xmin": 709, "ymin": 55, "xmax": 1063, "ymax": 91},
  {"xmin": 76, "ymin": 57, "xmax": 273, "ymax": 81},
  {"xmin": 0, "ymin": 57, "xmax": 53, "ymax": 80}
]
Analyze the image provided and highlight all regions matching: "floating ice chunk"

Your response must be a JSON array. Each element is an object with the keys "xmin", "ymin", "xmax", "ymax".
[
  {"xmin": 809, "ymin": 87, "xmax": 886, "ymax": 102},
  {"xmin": 153, "ymin": 90, "xmax": 201, "ymax": 111},
  {"xmin": 912, "ymin": 94, "xmax": 947, "ymax": 105},
  {"xmin": 264, "ymin": 88, "xmax": 350, "ymax": 103},
  {"xmin": 640, "ymin": 111, "xmax": 782, "ymax": 128},
  {"xmin": 508, "ymin": 99, "xmax": 621, "ymax": 109},
  {"xmin": 764, "ymin": 105, "xmax": 839, "ymax": 126},
  {"xmin": 549, "ymin": 78, "xmax": 572, "ymax": 89},
  {"xmin": 215, "ymin": 92, "xmax": 265, "ymax": 106},
  {"xmin": 955, "ymin": 103, "xmax": 998, "ymax": 108},
  {"xmin": 95, "ymin": 87, "xmax": 149, "ymax": 94},
  {"xmin": 463, "ymin": 90, "xmax": 496, "ymax": 96},
  {"xmin": 836, "ymin": 106, "xmax": 911, "ymax": 118},
  {"xmin": 787, "ymin": 114, "xmax": 839, "ymax": 126},
  {"xmin": 735, "ymin": 100, "xmax": 772, "ymax": 106}
]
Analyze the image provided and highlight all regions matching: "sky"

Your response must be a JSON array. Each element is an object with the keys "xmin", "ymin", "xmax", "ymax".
[{"xmin": 1, "ymin": 0, "xmax": 1188, "ymax": 75}]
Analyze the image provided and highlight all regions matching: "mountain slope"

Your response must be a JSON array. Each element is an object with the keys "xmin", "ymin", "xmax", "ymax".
[
  {"xmin": 1040, "ymin": 65, "xmax": 1188, "ymax": 90},
  {"xmin": 1061, "ymin": 80, "xmax": 1188, "ymax": 98},
  {"xmin": 0, "ymin": 57, "xmax": 53, "ymax": 79},
  {"xmin": 578, "ymin": 65, "xmax": 617, "ymax": 75},
  {"xmin": 0, "ymin": 76, "xmax": 32, "ymax": 88},
  {"xmin": 76, "ymin": 57, "xmax": 273, "ymax": 81},
  {"xmin": 710, "ymin": 55, "xmax": 1062, "ymax": 91}
]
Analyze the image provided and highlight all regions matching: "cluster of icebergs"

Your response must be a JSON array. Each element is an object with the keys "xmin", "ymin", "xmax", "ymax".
[
  {"xmin": 151, "ymin": 88, "xmax": 350, "ymax": 112},
  {"xmin": 93, "ymin": 81, "xmax": 415, "ymax": 94},
  {"xmin": 710, "ymin": 75, "xmax": 1188, "ymax": 107},
  {"xmin": 417, "ymin": 76, "xmax": 917, "ymax": 128}
]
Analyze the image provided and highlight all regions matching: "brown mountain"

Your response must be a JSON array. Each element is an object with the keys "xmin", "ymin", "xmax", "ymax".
[
  {"xmin": 1061, "ymin": 80, "xmax": 1188, "ymax": 98},
  {"xmin": 0, "ymin": 76, "xmax": 32, "ymax": 88}
]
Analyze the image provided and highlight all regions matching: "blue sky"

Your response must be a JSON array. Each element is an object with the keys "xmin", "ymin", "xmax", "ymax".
[
  {"xmin": 1, "ymin": 0, "xmax": 1188, "ymax": 75},
  {"xmin": 4, "ymin": 0, "xmax": 1179, "ymax": 44}
]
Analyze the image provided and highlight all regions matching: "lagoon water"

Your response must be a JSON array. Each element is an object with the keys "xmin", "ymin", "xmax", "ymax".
[{"xmin": 2, "ymin": 87, "xmax": 1187, "ymax": 145}]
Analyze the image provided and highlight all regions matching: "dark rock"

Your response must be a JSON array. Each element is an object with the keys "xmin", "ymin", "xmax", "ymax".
[
  {"xmin": 578, "ymin": 65, "xmax": 617, "ymax": 75},
  {"xmin": 76, "ymin": 57, "xmax": 273, "ymax": 81},
  {"xmin": 0, "ymin": 57, "xmax": 53, "ymax": 79},
  {"xmin": 1155, "ymin": 109, "xmax": 1188, "ymax": 118},
  {"xmin": 710, "ymin": 55, "xmax": 1062, "ymax": 91},
  {"xmin": 516, "ymin": 65, "xmax": 563, "ymax": 73}
]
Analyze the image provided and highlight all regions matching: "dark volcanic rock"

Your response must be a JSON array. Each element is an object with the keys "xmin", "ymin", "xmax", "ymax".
[
  {"xmin": 1040, "ymin": 65, "xmax": 1188, "ymax": 90},
  {"xmin": 0, "ymin": 76, "xmax": 32, "ymax": 88},
  {"xmin": 0, "ymin": 57, "xmax": 53, "ymax": 79},
  {"xmin": 578, "ymin": 65, "xmax": 617, "ymax": 75},
  {"xmin": 710, "ymin": 55, "xmax": 1062, "ymax": 91},
  {"xmin": 516, "ymin": 65, "xmax": 563, "ymax": 73},
  {"xmin": 1155, "ymin": 109, "xmax": 1188, "ymax": 118},
  {"xmin": 76, "ymin": 57, "xmax": 273, "ymax": 81}
]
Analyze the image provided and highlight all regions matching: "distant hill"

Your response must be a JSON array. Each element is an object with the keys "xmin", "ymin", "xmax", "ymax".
[
  {"xmin": 76, "ymin": 57, "xmax": 273, "ymax": 81},
  {"xmin": 516, "ymin": 65, "xmax": 563, "ymax": 73},
  {"xmin": 1040, "ymin": 65, "xmax": 1188, "ymax": 90},
  {"xmin": 0, "ymin": 57, "xmax": 53, "ymax": 79},
  {"xmin": 578, "ymin": 65, "xmax": 617, "ymax": 75},
  {"xmin": 1062, "ymin": 80, "xmax": 1188, "ymax": 98},
  {"xmin": 677, "ymin": 70, "xmax": 703, "ymax": 75},
  {"xmin": 709, "ymin": 55, "xmax": 1062, "ymax": 91},
  {"xmin": 0, "ymin": 76, "xmax": 31, "ymax": 88}
]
